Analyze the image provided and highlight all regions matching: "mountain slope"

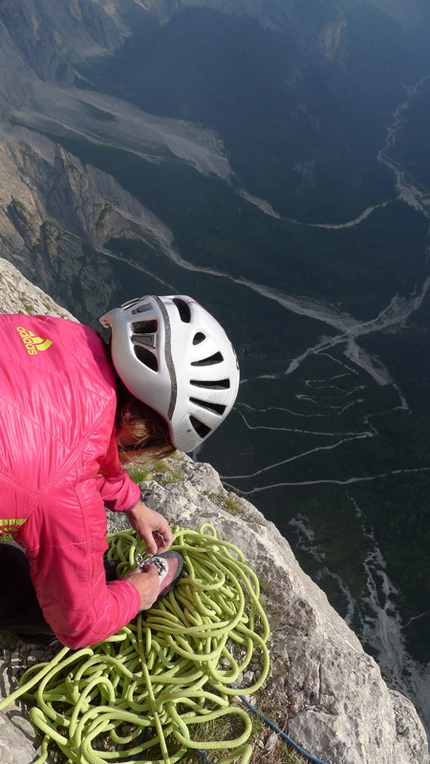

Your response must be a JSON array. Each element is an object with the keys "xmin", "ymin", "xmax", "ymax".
[{"xmin": 2, "ymin": 0, "xmax": 430, "ymax": 737}]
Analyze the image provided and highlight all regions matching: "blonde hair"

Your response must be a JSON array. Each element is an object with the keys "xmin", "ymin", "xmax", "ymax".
[
  {"xmin": 116, "ymin": 388, "xmax": 176, "ymax": 466},
  {"xmin": 102, "ymin": 334, "xmax": 175, "ymax": 466}
]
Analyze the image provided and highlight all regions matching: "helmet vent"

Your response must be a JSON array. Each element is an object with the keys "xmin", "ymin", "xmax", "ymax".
[
  {"xmin": 191, "ymin": 351, "xmax": 224, "ymax": 367},
  {"xmin": 121, "ymin": 297, "xmax": 140, "ymax": 310},
  {"xmin": 191, "ymin": 378, "xmax": 230, "ymax": 390},
  {"xmin": 133, "ymin": 345, "xmax": 158, "ymax": 372},
  {"xmin": 190, "ymin": 397, "xmax": 226, "ymax": 415},
  {"xmin": 173, "ymin": 298, "xmax": 191, "ymax": 323},
  {"xmin": 193, "ymin": 332, "xmax": 206, "ymax": 345},
  {"xmin": 189, "ymin": 416, "xmax": 212, "ymax": 438},
  {"xmin": 131, "ymin": 301, "xmax": 152, "ymax": 315},
  {"xmin": 131, "ymin": 320, "xmax": 158, "ymax": 334}
]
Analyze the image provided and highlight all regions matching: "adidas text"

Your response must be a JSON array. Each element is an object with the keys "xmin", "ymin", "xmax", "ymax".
[{"xmin": 16, "ymin": 326, "xmax": 53, "ymax": 355}]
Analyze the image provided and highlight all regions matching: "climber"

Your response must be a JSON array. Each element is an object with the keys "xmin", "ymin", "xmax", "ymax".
[{"xmin": 0, "ymin": 295, "xmax": 240, "ymax": 649}]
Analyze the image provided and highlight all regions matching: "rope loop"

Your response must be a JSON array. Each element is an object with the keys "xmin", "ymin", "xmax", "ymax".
[{"xmin": 0, "ymin": 524, "xmax": 270, "ymax": 764}]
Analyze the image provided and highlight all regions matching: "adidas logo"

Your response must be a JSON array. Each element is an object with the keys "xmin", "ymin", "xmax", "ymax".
[{"xmin": 16, "ymin": 326, "xmax": 53, "ymax": 355}]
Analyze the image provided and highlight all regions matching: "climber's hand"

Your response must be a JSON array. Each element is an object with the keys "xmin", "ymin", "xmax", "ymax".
[
  {"xmin": 123, "ymin": 564, "xmax": 160, "ymax": 611},
  {"xmin": 125, "ymin": 501, "xmax": 173, "ymax": 555}
]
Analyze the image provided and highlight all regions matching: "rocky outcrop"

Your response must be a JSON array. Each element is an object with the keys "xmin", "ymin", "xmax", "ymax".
[
  {"xmin": 0, "ymin": 258, "xmax": 428, "ymax": 764},
  {"xmin": 135, "ymin": 0, "xmax": 294, "ymax": 30},
  {"xmin": 135, "ymin": 0, "xmax": 425, "ymax": 34},
  {"xmin": 0, "ymin": 132, "xmax": 181, "ymax": 322},
  {"xmin": 0, "ymin": 0, "xmax": 235, "ymax": 325},
  {"xmin": 0, "ymin": 0, "xmax": 422, "ymax": 332},
  {"xmin": 0, "ymin": 256, "xmax": 76, "ymax": 318},
  {"xmin": 318, "ymin": 20, "xmax": 348, "ymax": 61},
  {"xmin": 0, "ymin": 0, "xmax": 124, "ymax": 84},
  {"xmin": 137, "ymin": 459, "xmax": 429, "ymax": 764}
]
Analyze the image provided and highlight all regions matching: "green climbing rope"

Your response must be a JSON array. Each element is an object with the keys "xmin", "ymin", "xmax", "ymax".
[{"xmin": 0, "ymin": 523, "xmax": 270, "ymax": 764}]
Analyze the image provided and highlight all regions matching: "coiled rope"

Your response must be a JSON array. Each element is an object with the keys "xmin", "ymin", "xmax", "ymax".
[{"xmin": 0, "ymin": 523, "xmax": 270, "ymax": 764}]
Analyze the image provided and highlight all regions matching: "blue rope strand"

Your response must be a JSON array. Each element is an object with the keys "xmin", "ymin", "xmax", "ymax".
[
  {"xmin": 197, "ymin": 749, "xmax": 212, "ymax": 764},
  {"xmin": 164, "ymin": 698, "xmax": 329, "ymax": 764},
  {"xmin": 237, "ymin": 693, "xmax": 329, "ymax": 764},
  {"xmin": 131, "ymin": 728, "xmax": 148, "ymax": 760}
]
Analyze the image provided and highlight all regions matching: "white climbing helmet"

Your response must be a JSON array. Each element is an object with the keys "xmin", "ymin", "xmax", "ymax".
[{"xmin": 100, "ymin": 295, "xmax": 240, "ymax": 453}]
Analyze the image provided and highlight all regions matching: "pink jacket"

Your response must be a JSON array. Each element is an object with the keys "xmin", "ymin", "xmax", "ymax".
[{"xmin": 0, "ymin": 314, "xmax": 141, "ymax": 648}]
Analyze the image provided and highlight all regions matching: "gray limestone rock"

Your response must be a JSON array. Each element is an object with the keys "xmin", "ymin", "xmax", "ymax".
[
  {"xmin": 0, "ymin": 256, "xmax": 76, "ymax": 318},
  {"xmin": 0, "ymin": 710, "xmax": 42, "ymax": 764},
  {"xmin": 138, "ymin": 456, "xmax": 429, "ymax": 764}
]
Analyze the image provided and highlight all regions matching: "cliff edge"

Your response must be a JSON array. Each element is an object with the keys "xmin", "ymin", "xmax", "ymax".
[{"xmin": 0, "ymin": 257, "xmax": 428, "ymax": 764}]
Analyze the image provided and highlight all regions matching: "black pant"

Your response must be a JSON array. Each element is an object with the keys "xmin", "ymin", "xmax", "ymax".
[{"xmin": 0, "ymin": 542, "xmax": 119, "ymax": 641}]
